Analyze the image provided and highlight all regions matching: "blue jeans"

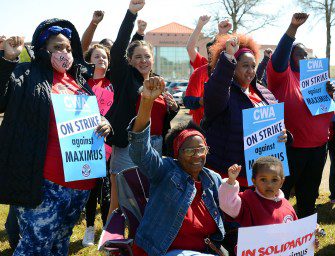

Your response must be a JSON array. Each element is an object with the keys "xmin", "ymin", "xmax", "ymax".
[
  {"xmin": 166, "ymin": 250, "xmax": 216, "ymax": 256},
  {"xmin": 5, "ymin": 205, "xmax": 20, "ymax": 249},
  {"xmin": 13, "ymin": 179, "xmax": 90, "ymax": 256}
]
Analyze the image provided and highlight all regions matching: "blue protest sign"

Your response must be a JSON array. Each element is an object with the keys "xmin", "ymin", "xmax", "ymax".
[
  {"xmin": 300, "ymin": 58, "xmax": 334, "ymax": 115},
  {"xmin": 51, "ymin": 94, "xmax": 106, "ymax": 182},
  {"xmin": 243, "ymin": 103, "xmax": 289, "ymax": 185}
]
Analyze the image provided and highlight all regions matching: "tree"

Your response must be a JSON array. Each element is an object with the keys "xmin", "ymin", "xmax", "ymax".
[
  {"xmin": 297, "ymin": 0, "xmax": 335, "ymax": 66},
  {"xmin": 202, "ymin": 0, "xmax": 278, "ymax": 34}
]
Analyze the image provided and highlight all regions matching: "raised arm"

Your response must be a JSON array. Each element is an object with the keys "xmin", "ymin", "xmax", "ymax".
[
  {"xmin": 271, "ymin": 13, "xmax": 309, "ymax": 73},
  {"xmin": 81, "ymin": 11, "xmax": 105, "ymax": 53},
  {"xmin": 256, "ymin": 48, "xmax": 272, "ymax": 82},
  {"xmin": 218, "ymin": 164, "xmax": 242, "ymax": 218},
  {"xmin": 204, "ymin": 37, "xmax": 238, "ymax": 122},
  {"xmin": 110, "ymin": 0, "xmax": 144, "ymax": 70},
  {"xmin": 131, "ymin": 19, "xmax": 147, "ymax": 42},
  {"xmin": 0, "ymin": 35, "xmax": 6, "ymax": 50},
  {"xmin": 129, "ymin": 77, "xmax": 167, "ymax": 184},
  {"xmin": 187, "ymin": 15, "xmax": 210, "ymax": 63},
  {"xmin": 184, "ymin": 68, "xmax": 203, "ymax": 110},
  {"xmin": 0, "ymin": 37, "xmax": 23, "ymax": 112}
]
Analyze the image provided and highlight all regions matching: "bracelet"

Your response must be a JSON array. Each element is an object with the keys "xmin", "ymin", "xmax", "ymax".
[{"xmin": 92, "ymin": 22, "xmax": 98, "ymax": 26}]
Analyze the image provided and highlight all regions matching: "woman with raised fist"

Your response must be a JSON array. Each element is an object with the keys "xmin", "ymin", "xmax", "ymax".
[
  {"xmin": 266, "ymin": 13, "xmax": 333, "ymax": 219},
  {"xmin": 202, "ymin": 35, "xmax": 289, "ymax": 188},
  {"xmin": 105, "ymin": 0, "xmax": 179, "ymax": 214},
  {"xmin": 128, "ymin": 76, "xmax": 226, "ymax": 256},
  {"xmin": 0, "ymin": 19, "xmax": 111, "ymax": 255}
]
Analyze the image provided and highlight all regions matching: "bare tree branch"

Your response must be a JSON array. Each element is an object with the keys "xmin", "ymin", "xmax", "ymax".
[{"xmin": 296, "ymin": 0, "xmax": 335, "ymax": 64}]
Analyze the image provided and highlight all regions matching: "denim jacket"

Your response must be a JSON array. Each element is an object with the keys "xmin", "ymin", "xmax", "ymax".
[{"xmin": 128, "ymin": 120, "xmax": 225, "ymax": 256}]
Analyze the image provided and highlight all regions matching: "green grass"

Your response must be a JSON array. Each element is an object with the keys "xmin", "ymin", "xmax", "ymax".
[{"xmin": 1, "ymin": 193, "xmax": 334, "ymax": 255}]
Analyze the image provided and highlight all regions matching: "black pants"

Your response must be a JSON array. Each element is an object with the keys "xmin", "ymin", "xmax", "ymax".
[
  {"xmin": 85, "ymin": 173, "xmax": 111, "ymax": 227},
  {"xmin": 5, "ymin": 205, "xmax": 20, "ymax": 250},
  {"xmin": 282, "ymin": 144, "xmax": 327, "ymax": 219}
]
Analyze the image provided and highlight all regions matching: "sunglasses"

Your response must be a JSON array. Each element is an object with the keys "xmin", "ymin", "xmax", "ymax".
[{"xmin": 180, "ymin": 146, "xmax": 210, "ymax": 157}]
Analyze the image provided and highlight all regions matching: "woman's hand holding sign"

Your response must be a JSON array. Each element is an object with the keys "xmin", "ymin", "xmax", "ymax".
[
  {"xmin": 277, "ymin": 128, "xmax": 288, "ymax": 143},
  {"xmin": 95, "ymin": 116, "xmax": 113, "ymax": 138},
  {"xmin": 326, "ymin": 81, "xmax": 335, "ymax": 99}
]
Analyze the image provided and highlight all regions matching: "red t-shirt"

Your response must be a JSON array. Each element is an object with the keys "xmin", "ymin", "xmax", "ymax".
[
  {"xmin": 43, "ymin": 71, "xmax": 96, "ymax": 190},
  {"xmin": 185, "ymin": 64, "xmax": 209, "ymax": 125},
  {"xmin": 267, "ymin": 61, "xmax": 333, "ymax": 148},
  {"xmin": 190, "ymin": 52, "xmax": 208, "ymax": 70},
  {"xmin": 136, "ymin": 95, "xmax": 167, "ymax": 136},
  {"xmin": 233, "ymin": 189, "xmax": 298, "ymax": 227},
  {"xmin": 248, "ymin": 86, "xmax": 264, "ymax": 105},
  {"xmin": 87, "ymin": 77, "xmax": 114, "ymax": 160},
  {"xmin": 168, "ymin": 181, "xmax": 218, "ymax": 252}
]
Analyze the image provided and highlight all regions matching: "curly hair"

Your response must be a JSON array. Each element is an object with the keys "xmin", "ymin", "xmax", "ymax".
[
  {"xmin": 252, "ymin": 156, "xmax": 284, "ymax": 179},
  {"xmin": 209, "ymin": 33, "xmax": 260, "ymax": 71},
  {"xmin": 165, "ymin": 121, "xmax": 205, "ymax": 158},
  {"xmin": 84, "ymin": 44, "xmax": 110, "ymax": 64}
]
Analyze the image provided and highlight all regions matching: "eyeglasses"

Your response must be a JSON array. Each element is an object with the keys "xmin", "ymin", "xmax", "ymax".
[{"xmin": 181, "ymin": 146, "xmax": 210, "ymax": 157}]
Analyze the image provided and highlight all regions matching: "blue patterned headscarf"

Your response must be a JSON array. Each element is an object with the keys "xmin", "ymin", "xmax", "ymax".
[{"xmin": 37, "ymin": 26, "xmax": 72, "ymax": 48}]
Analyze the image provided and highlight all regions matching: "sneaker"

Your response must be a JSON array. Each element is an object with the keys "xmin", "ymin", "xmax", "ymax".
[{"xmin": 82, "ymin": 226, "xmax": 95, "ymax": 247}]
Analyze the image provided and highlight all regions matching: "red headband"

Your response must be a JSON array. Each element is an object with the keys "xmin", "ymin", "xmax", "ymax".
[
  {"xmin": 234, "ymin": 47, "xmax": 254, "ymax": 60},
  {"xmin": 173, "ymin": 129, "xmax": 206, "ymax": 158}
]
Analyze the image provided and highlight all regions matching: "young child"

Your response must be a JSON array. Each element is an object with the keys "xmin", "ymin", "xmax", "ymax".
[{"xmin": 218, "ymin": 156, "xmax": 298, "ymax": 227}]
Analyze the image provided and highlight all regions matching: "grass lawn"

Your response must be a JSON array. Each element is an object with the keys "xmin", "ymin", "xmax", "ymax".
[{"xmin": 1, "ymin": 193, "xmax": 334, "ymax": 255}]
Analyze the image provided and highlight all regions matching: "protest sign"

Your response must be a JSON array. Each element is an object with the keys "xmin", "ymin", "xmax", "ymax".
[
  {"xmin": 237, "ymin": 214, "xmax": 317, "ymax": 256},
  {"xmin": 92, "ymin": 85, "xmax": 114, "ymax": 160},
  {"xmin": 243, "ymin": 103, "xmax": 289, "ymax": 185},
  {"xmin": 300, "ymin": 58, "xmax": 335, "ymax": 115},
  {"xmin": 92, "ymin": 85, "xmax": 114, "ymax": 116},
  {"xmin": 51, "ymin": 94, "xmax": 106, "ymax": 181}
]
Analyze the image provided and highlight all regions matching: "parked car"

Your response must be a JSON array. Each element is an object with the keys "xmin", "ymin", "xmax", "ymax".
[
  {"xmin": 167, "ymin": 81, "xmax": 188, "ymax": 94},
  {"xmin": 172, "ymin": 91, "xmax": 185, "ymax": 106}
]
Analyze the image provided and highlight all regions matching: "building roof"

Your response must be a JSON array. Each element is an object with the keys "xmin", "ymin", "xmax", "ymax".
[{"xmin": 147, "ymin": 22, "xmax": 194, "ymax": 34}]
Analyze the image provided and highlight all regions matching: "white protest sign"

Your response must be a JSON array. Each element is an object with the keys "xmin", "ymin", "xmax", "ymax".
[{"xmin": 237, "ymin": 214, "xmax": 317, "ymax": 256}]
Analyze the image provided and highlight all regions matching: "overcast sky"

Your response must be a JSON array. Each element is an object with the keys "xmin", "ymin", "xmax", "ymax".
[{"xmin": 1, "ymin": 0, "xmax": 333, "ymax": 64}]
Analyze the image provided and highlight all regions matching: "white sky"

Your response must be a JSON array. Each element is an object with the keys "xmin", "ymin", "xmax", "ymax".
[{"xmin": 1, "ymin": 0, "xmax": 333, "ymax": 64}]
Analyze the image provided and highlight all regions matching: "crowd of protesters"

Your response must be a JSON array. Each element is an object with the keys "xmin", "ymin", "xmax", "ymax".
[{"xmin": 0, "ymin": 0, "xmax": 334, "ymax": 255}]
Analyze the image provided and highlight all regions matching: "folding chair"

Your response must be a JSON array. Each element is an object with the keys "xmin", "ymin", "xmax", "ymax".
[{"xmin": 98, "ymin": 167, "xmax": 149, "ymax": 256}]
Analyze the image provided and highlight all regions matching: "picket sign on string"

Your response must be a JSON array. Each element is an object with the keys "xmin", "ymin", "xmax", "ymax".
[
  {"xmin": 243, "ymin": 103, "xmax": 289, "ymax": 185},
  {"xmin": 300, "ymin": 58, "xmax": 335, "ymax": 115},
  {"xmin": 237, "ymin": 213, "xmax": 317, "ymax": 256},
  {"xmin": 51, "ymin": 94, "xmax": 106, "ymax": 182}
]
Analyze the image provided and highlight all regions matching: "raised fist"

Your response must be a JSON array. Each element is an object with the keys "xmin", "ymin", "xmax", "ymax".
[
  {"xmin": 264, "ymin": 48, "xmax": 273, "ymax": 58},
  {"xmin": 142, "ymin": 76, "xmax": 165, "ymax": 101},
  {"xmin": 129, "ymin": 0, "xmax": 145, "ymax": 14},
  {"xmin": 227, "ymin": 164, "xmax": 241, "ymax": 184},
  {"xmin": 3, "ymin": 36, "xmax": 24, "ymax": 61},
  {"xmin": 197, "ymin": 15, "xmax": 211, "ymax": 27},
  {"xmin": 291, "ymin": 13, "xmax": 309, "ymax": 27},
  {"xmin": 225, "ymin": 37, "xmax": 239, "ymax": 56},
  {"xmin": 0, "ymin": 35, "xmax": 6, "ymax": 50},
  {"xmin": 218, "ymin": 19, "xmax": 232, "ymax": 35},
  {"xmin": 92, "ymin": 10, "xmax": 105, "ymax": 25},
  {"xmin": 137, "ymin": 20, "xmax": 147, "ymax": 35}
]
